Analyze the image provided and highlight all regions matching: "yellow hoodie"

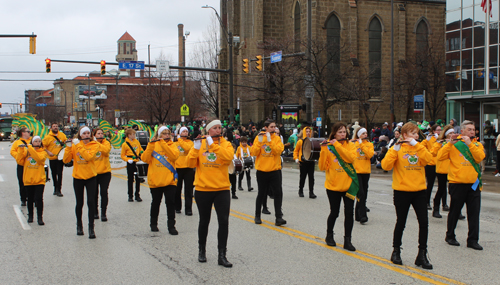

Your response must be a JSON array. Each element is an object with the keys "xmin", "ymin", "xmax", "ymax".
[
  {"xmin": 318, "ymin": 141, "xmax": 356, "ymax": 191},
  {"xmin": 16, "ymin": 145, "xmax": 47, "ymax": 186},
  {"xmin": 42, "ymin": 130, "xmax": 67, "ymax": 160},
  {"xmin": 421, "ymin": 136, "xmax": 437, "ymax": 166},
  {"xmin": 437, "ymin": 137, "xmax": 485, "ymax": 185},
  {"xmin": 381, "ymin": 142, "xmax": 433, "ymax": 191},
  {"xmin": 120, "ymin": 138, "xmax": 144, "ymax": 162},
  {"xmin": 95, "ymin": 138, "xmax": 112, "ymax": 174},
  {"xmin": 251, "ymin": 133, "xmax": 284, "ymax": 172},
  {"xmin": 63, "ymin": 141, "xmax": 100, "ymax": 180},
  {"xmin": 431, "ymin": 142, "xmax": 450, "ymax": 174},
  {"xmin": 353, "ymin": 140, "xmax": 375, "ymax": 174},
  {"xmin": 293, "ymin": 127, "xmax": 312, "ymax": 162},
  {"xmin": 11, "ymin": 138, "xmax": 31, "ymax": 165},
  {"xmin": 188, "ymin": 137, "xmax": 234, "ymax": 191},
  {"xmin": 141, "ymin": 140, "xmax": 180, "ymax": 188},
  {"xmin": 236, "ymin": 144, "xmax": 251, "ymax": 159},
  {"xmin": 175, "ymin": 138, "xmax": 194, "ymax": 169}
]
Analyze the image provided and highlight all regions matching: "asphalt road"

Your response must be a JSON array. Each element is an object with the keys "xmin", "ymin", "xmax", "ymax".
[{"xmin": 1, "ymin": 141, "xmax": 499, "ymax": 285}]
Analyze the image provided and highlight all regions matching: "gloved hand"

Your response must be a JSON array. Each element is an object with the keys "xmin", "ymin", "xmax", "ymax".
[
  {"xmin": 206, "ymin": 136, "xmax": 214, "ymax": 146},
  {"xmin": 72, "ymin": 138, "xmax": 80, "ymax": 145},
  {"xmin": 177, "ymin": 135, "xmax": 180, "ymax": 139},
  {"xmin": 426, "ymin": 135, "xmax": 432, "ymax": 141},
  {"xmin": 127, "ymin": 160, "xmax": 133, "ymax": 164},
  {"xmin": 258, "ymin": 134, "xmax": 264, "ymax": 143},
  {"xmin": 434, "ymin": 133, "xmax": 438, "ymax": 138},
  {"xmin": 410, "ymin": 139, "xmax": 418, "ymax": 146},
  {"xmin": 194, "ymin": 139, "xmax": 202, "ymax": 150},
  {"xmin": 295, "ymin": 159, "xmax": 299, "ymax": 163},
  {"xmin": 394, "ymin": 144, "xmax": 401, "ymax": 151},
  {"xmin": 358, "ymin": 139, "xmax": 362, "ymax": 144},
  {"xmin": 266, "ymin": 132, "xmax": 271, "ymax": 142}
]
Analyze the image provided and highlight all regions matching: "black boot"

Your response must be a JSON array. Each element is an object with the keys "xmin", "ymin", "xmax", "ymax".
[
  {"xmin": 94, "ymin": 211, "xmax": 99, "ymax": 220},
  {"xmin": 218, "ymin": 249, "xmax": 233, "ymax": 268},
  {"xmin": 325, "ymin": 232, "xmax": 336, "ymax": 246},
  {"xmin": 415, "ymin": 249, "xmax": 433, "ymax": 269},
  {"xmin": 298, "ymin": 189, "xmax": 304, "ymax": 197},
  {"xmin": 391, "ymin": 247, "xmax": 403, "ymax": 265},
  {"xmin": 432, "ymin": 207, "xmax": 442, "ymax": 218},
  {"xmin": 167, "ymin": 220, "xmax": 178, "ymax": 235},
  {"xmin": 27, "ymin": 213, "xmax": 34, "ymax": 223},
  {"xmin": 309, "ymin": 191, "xmax": 317, "ymax": 199},
  {"xmin": 198, "ymin": 245, "xmax": 207, "ymax": 263},
  {"xmin": 135, "ymin": 193, "xmax": 142, "ymax": 202},
  {"xmin": 37, "ymin": 215, "xmax": 44, "ymax": 226},
  {"xmin": 77, "ymin": 221, "xmax": 84, "ymax": 236},
  {"xmin": 101, "ymin": 208, "xmax": 107, "ymax": 222},
  {"xmin": 150, "ymin": 216, "xmax": 159, "ymax": 232},
  {"xmin": 247, "ymin": 180, "xmax": 253, "ymax": 191},
  {"xmin": 88, "ymin": 224, "xmax": 96, "ymax": 239},
  {"xmin": 238, "ymin": 181, "xmax": 243, "ymax": 191},
  {"xmin": 343, "ymin": 236, "xmax": 356, "ymax": 251},
  {"xmin": 232, "ymin": 193, "xmax": 239, "ymax": 199}
]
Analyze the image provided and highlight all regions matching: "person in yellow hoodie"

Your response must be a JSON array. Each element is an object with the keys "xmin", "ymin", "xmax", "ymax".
[
  {"xmin": 11, "ymin": 127, "xmax": 32, "ymax": 206},
  {"xmin": 42, "ymin": 123, "xmax": 67, "ymax": 197},
  {"xmin": 236, "ymin": 136, "xmax": 254, "ymax": 192},
  {"xmin": 16, "ymin": 136, "xmax": 49, "ymax": 225},
  {"xmin": 293, "ymin": 126, "xmax": 317, "ymax": 198},
  {"xmin": 251, "ymin": 119, "xmax": 286, "ymax": 226},
  {"xmin": 319, "ymin": 122, "xmax": 357, "ymax": 252},
  {"xmin": 438, "ymin": 120, "xmax": 485, "ymax": 250},
  {"xmin": 382, "ymin": 122, "xmax": 433, "ymax": 269},
  {"xmin": 142, "ymin": 126, "xmax": 180, "ymax": 234},
  {"xmin": 63, "ymin": 126, "xmax": 100, "ymax": 239},
  {"xmin": 352, "ymin": 126, "xmax": 374, "ymax": 224},
  {"xmin": 93, "ymin": 128, "xmax": 112, "ymax": 222},
  {"xmin": 422, "ymin": 124, "xmax": 442, "ymax": 210},
  {"xmin": 187, "ymin": 118, "xmax": 234, "ymax": 268},
  {"xmin": 121, "ymin": 128, "xmax": 144, "ymax": 202},
  {"xmin": 174, "ymin": 126, "xmax": 195, "ymax": 215}
]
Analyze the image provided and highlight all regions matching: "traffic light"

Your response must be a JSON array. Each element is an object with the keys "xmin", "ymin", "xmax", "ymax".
[
  {"xmin": 20, "ymin": 103, "xmax": 22, "ymax": 109},
  {"xmin": 29, "ymin": 36, "xmax": 36, "ymax": 54},
  {"xmin": 45, "ymin": 58, "xmax": 51, "ymax": 73},
  {"xmin": 255, "ymin": 55, "xmax": 263, "ymax": 71},
  {"xmin": 73, "ymin": 102, "xmax": 77, "ymax": 109},
  {"xmin": 100, "ymin": 60, "xmax": 106, "ymax": 75},
  {"xmin": 242, "ymin": 58, "xmax": 249, "ymax": 74},
  {"xmin": 235, "ymin": 109, "xmax": 240, "ymax": 115},
  {"xmin": 0, "ymin": 103, "xmax": 2, "ymax": 108}
]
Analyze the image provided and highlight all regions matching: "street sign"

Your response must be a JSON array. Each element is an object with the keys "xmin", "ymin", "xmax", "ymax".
[
  {"xmin": 86, "ymin": 113, "xmax": 92, "ymax": 120},
  {"xmin": 36, "ymin": 103, "xmax": 47, "ymax": 107},
  {"xmin": 156, "ymin": 60, "xmax": 169, "ymax": 72},
  {"xmin": 414, "ymin": 94, "xmax": 424, "ymax": 112},
  {"xmin": 119, "ymin": 61, "xmax": 145, "ymax": 70},
  {"xmin": 270, "ymin": 51, "xmax": 282, "ymax": 63},
  {"xmin": 180, "ymin": 104, "xmax": 189, "ymax": 116},
  {"xmin": 86, "ymin": 119, "xmax": 92, "ymax": 125},
  {"xmin": 114, "ymin": 109, "xmax": 120, "ymax": 118},
  {"xmin": 316, "ymin": 117, "xmax": 322, "ymax": 127},
  {"xmin": 305, "ymin": 86, "xmax": 314, "ymax": 98}
]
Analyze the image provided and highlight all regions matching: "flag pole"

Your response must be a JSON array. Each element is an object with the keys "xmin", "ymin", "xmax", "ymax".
[{"xmin": 486, "ymin": 0, "xmax": 490, "ymax": 95}]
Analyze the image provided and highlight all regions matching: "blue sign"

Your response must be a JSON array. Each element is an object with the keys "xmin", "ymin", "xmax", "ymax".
[
  {"xmin": 270, "ymin": 51, "xmax": 282, "ymax": 63},
  {"xmin": 119, "ymin": 61, "xmax": 145, "ymax": 70},
  {"xmin": 414, "ymin": 95, "xmax": 424, "ymax": 111},
  {"xmin": 36, "ymin": 103, "xmax": 47, "ymax": 107}
]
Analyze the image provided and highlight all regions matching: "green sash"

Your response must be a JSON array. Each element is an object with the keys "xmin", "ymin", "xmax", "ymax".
[
  {"xmin": 454, "ymin": 141, "xmax": 482, "ymax": 191},
  {"xmin": 327, "ymin": 145, "xmax": 359, "ymax": 200}
]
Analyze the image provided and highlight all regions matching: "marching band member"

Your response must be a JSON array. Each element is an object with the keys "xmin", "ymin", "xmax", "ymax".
[
  {"xmin": 438, "ymin": 120, "xmax": 485, "ymax": 250},
  {"xmin": 236, "ymin": 136, "xmax": 253, "ymax": 192},
  {"xmin": 175, "ymin": 127, "xmax": 195, "ymax": 215},
  {"xmin": 382, "ymin": 122, "xmax": 433, "ymax": 269},
  {"xmin": 251, "ymin": 120, "xmax": 286, "ymax": 226},
  {"xmin": 293, "ymin": 126, "xmax": 317, "ymax": 198},
  {"xmin": 352, "ymin": 127, "xmax": 374, "ymax": 224},
  {"xmin": 142, "ymin": 126, "xmax": 180, "ymax": 234},
  {"xmin": 120, "ymin": 128, "xmax": 144, "ymax": 202},
  {"xmin": 188, "ymin": 119, "xmax": 234, "ymax": 267},
  {"xmin": 63, "ymin": 126, "xmax": 100, "ymax": 239},
  {"xmin": 229, "ymin": 143, "xmax": 238, "ymax": 199},
  {"xmin": 319, "ymin": 122, "xmax": 357, "ymax": 251},
  {"xmin": 422, "ymin": 124, "xmax": 442, "ymax": 210},
  {"xmin": 10, "ymin": 127, "xmax": 31, "ymax": 206},
  {"xmin": 42, "ymin": 123, "xmax": 67, "ymax": 197},
  {"xmin": 93, "ymin": 128, "xmax": 112, "ymax": 221}
]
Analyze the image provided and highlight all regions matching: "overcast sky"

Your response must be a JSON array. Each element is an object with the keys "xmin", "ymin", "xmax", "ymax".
[{"xmin": 0, "ymin": 0, "xmax": 220, "ymax": 114}]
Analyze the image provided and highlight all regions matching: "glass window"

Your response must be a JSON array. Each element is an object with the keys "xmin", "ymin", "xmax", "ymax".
[
  {"xmin": 473, "ymin": 26, "xmax": 486, "ymax": 47},
  {"xmin": 463, "ymin": 0, "xmax": 474, "ymax": 8},
  {"xmin": 463, "ymin": 29, "xmax": 473, "ymax": 48},
  {"xmin": 462, "ymin": 70, "xmax": 473, "ymax": 91},
  {"xmin": 474, "ymin": 69, "xmax": 485, "ymax": 90},
  {"xmin": 447, "ymin": 9, "xmax": 462, "ymax": 30},
  {"xmin": 489, "ymin": 68, "xmax": 498, "ymax": 90},
  {"xmin": 474, "ymin": 47, "xmax": 485, "ymax": 68},
  {"xmin": 463, "ymin": 7, "xmax": 474, "ymax": 28},
  {"xmin": 463, "ymin": 49, "xmax": 473, "ymax": 69},
  {"xmin": 447, "ymin": 1, "xmax": 462, "ymax": 11},
  {"xmin": 474, "ymin": 5, "xmax": 487, "ymax": 26},
  {"xmin": 368, "ymin": 18, "xmax": 382, "ymax": 98},
  {"xmin": 492, "ymin": 1, "xmax": 500, "ymax": 22},
  {"xmin": 490, "ymin": 22, "xmax": 499, "ymax": 44},
  {"xmin": 482, "ymin": 103, "xmax": 500, "ymax": 165},
  {"xmin": 490, "ymin": 45, "xmax": 499, "ymax": 67},
  {"xmin": 446, "ymin": 72, "xmax": 461, "ymax": 93},
  {"xmin": 294, "ymin": 2, "xmax": 301, "ymax": 52},
  {"xmin": 326, "ymin": 14, "xmax": 341, "ymax": 93},
  {"xmin": 416, "ymin": 20, "xmax": 429, "ymax": 59},
  {"xmin": 447, "ymin": 30, "xmax": 460, "ymax": 51},
  {"xmin": 447, "ymin": 51, "xmax": 461, "ymax": 72}
]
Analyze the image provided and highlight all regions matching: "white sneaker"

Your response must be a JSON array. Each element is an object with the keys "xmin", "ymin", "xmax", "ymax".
[{"xmin": 495, "ymin": 173, "xmax": 500, "ymax": 177}]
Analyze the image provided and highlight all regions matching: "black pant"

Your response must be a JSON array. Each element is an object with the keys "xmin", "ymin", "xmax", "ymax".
[
  {"xmin": 49, "ymin": 160, "xmax": 64, "ymax": 193},
  {"xmin": 26, "ymin": 184, "xmax": 44, "ymax": 218},
  {"xmin": 326, "ymin": 190, "xmax": 354, "ymax": 237},
  {"xmin": 238, "ymin": 169, "xmax": 251, "ymax": 186},
  {"xmin": 393, "ymin": 190, "xmax": 428, "ymax": 249},
  {"xmin": 299, "ymin": 161, "xmax": 315, "ymax": 192},
  {"xmin": 150, "ymin": 185, "xmax": 176, "ymax": 228},
  {"xmin": 17, "ymin": 164, "xmax": 26, "ymax": 203},
  {"xmin": 355, "ymin": 174, "xmax": 370, "ymax": 220},
  {"xmin": 176, "ymin": 168, "xmax": 195, "ymax": 212},
  {"xmin": 446, "ymin": 183, "xmax": 481, "ymax": 244},
  {"xmin": 434, "ymin": 173, "xmax": 448, "ymax": 209},
  {"xmin": 229, "ymin": 173, "xmax": 237, "ymax": 195},
  {"xmin": 73, "ymin": 177, "xmax": 97, "ymax": 226},
  {"xmin": 256, "ymin": 170, "xmax": 283, "ymax": 218},
  {"xmin": 425, "ymin": 165, "xmax": 437, "ymax": 205},
  {"xmin": 96, "ymin": 172, "xmax": 111, "ymax": 213},
  {"xmin": 497, "ymin": 150, "xmax": 500, "ymax": 172},
  {"xmin": 195, "ymin": 190, "xmax": 230, "ymax": 250},
  {"xmin": 126, "ymin": 162, "xmax": 140, "ymax": 198}
]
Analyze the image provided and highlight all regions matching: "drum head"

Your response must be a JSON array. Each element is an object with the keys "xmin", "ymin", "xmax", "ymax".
[
  {"xmin": 302, "ymin": 138, "xmax": 312, "ymax": 160},
  {"xmin": 228, "ymin": 160, "xmax": 235, "ymax": 174},
  {"xmin": 57, "ymin": 149, "xmax": 65, "ymax": 160}
]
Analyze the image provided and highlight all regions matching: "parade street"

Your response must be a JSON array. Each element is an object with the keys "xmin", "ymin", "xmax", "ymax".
[{"xmin": 1, "ymin": 141, "xmax": 499, "ymax": 285}]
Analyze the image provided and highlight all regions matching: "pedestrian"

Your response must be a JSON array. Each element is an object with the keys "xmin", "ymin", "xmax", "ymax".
[
  {"xmin": 495, "ymin": 132, "xmax": 500, "ymax": 176},
  {"xmin": 42, "ymin": 122, "xmax": 67, "ymax": 197},
  {"xmin": 120, "ymin": 128, "xmax": 144, "ymax": 202},
  {"xmin": 174, "ymin": 127, "xmax": 195, "ymax": 215},
  {"xmin": 387, "ymin": 130, "xmax": 400, "ymax": 149},
  {"xmin": 188, "ymin": 118, "xmax": 234, "ymax": 267},
  {"xmin": 236, "ymin": 136, "xmax": 253, "ymax": 192},
  {"xmin": 229, "ymin": 142, "xmax": 239, "ymax": 199},
  {"xmin": 10, "ymin": 127, "xmax": 31, "ymax": 206},
  {"xmin": 319, "ymin": 122, "xmax": 357, "ymax": 252},
  {"xmin": 293, "ymin": 126, "xmax": 317, "ymax": 198},
  {"xmin": 63, "ymin": 126, "xmax": 100, "ymax": 239},
  {"xmin": 252, "ymin": 119, "xmax": 286, "ymax": 227},
  {"xmin": 352, "ymin": 127, "xmax": 374, "ymax": 224},
  {"xmin": 93, "ymin": 128, "xmax": 112, "ymax": 221},
  {"xmin": 422, "ymin": 124, "xmax": 442, "ymax": 210},
  {"xmin": 438, "ymin": 120, "xmax": 485, "ymax": 250},
  {"xmin": 382, "ymin": 122, "xmax": 433, "ymax": 269}
]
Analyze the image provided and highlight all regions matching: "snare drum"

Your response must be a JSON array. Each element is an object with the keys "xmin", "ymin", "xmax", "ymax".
[
  {"xmin": 243, "ymin": 156, "xmax": 254, "ymax": 170},
  {"xmin": 302, "ymin": 138, "xmax": 323, "ymax": 161},
  {"xmin": 135, "ymin": 161, "xmax": 149, "ymax": 178},
  {"xmin": 57, "ymin": 148, "xmax": 65, "ymax": 161},
  {"xmin": 228, "ymin": 159, "xmax": 243, "ymax": 175}
]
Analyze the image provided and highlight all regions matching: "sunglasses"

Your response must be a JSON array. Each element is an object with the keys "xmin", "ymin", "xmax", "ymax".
[{"xmin": 22, "ymin": 130, "xmax": 30, "ymax": 133}]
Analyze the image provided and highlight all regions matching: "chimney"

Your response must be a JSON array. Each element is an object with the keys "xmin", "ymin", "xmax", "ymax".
[{"xmin": 178, "ymin": 24, "xmax": 184, "ymax": 82}]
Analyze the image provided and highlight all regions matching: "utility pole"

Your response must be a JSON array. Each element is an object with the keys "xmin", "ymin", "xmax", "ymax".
[
  {"xmin": 306, "ymin": 0, "xmax": 313, "ymax": 123},
  {"xmin": 390, "ymin": 0, "xmax": 395, "ymax": 126}
]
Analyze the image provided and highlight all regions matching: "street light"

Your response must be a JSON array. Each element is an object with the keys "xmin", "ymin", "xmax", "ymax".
[{"xmin": 202, "ymin": 5, "xmax": 234, "ymax": 123}]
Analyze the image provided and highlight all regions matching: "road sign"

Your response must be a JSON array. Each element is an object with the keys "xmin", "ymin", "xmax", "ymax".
[
  {"xmin": 119, "ymin": 61, "xmax": 145, "ymax": 70},
  {"xmin": 86, "ymin": 113, "xmax": 92, "ymax": 120},
  {"xmin": 270, "ymin": 51, "xmax": 282, "ymax": 63},
  {"xmin": 316, "ymin": 117, "xmax": 322, "ymax": 127},
  {"xmin": 180, "ymin": 104, "xmax": 189, "ymax": 116},
  {"xmin": 86, "ymin": 119, "xmax": 92, "ymax": 125},
  {"xmin": 156, "ymin": 60, "xmax": 169, "ymax": 72},
  {"xmin": 36, "ymin": 103, "xmax": 47, "ymax": 107},
  {"xmin": 114, "ymin": 109, "xmax": 120, "ymax": 118},
  {"xmin": 414, "ymin": 95, "xmax": 424, "ymax": 112},
  {"xmin": 305, "ymin": 86, "xmax": 314, "ymax": 98}
]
